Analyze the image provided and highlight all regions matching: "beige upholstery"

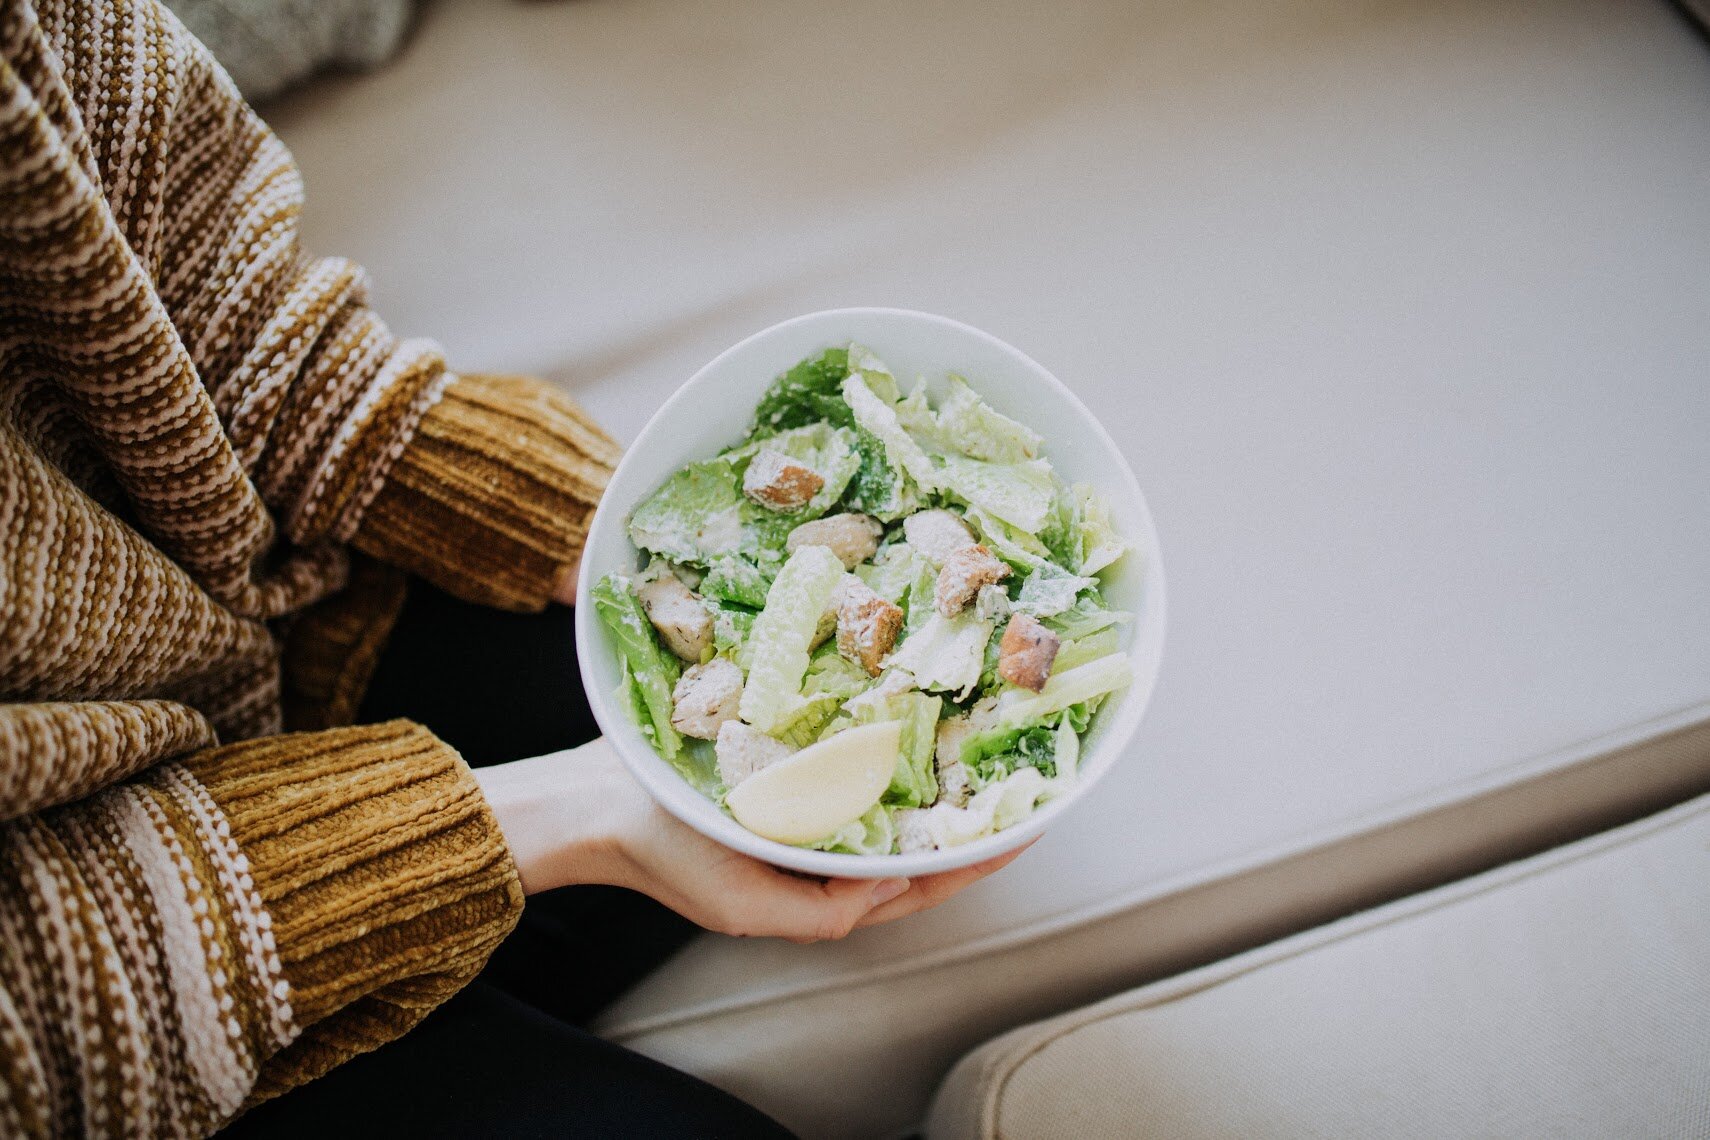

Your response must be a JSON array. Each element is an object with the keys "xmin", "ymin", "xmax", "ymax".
[
  {"xmin": 265, "ymin": 0, "xmax": 1710, "ymax": 1134},
  {"xmin": 928, "ymin": 794, "xmax": 1710, "ymax": 1140}
]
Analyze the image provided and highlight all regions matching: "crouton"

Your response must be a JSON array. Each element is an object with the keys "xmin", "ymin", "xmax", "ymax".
[
  {"xmin": 902, "ymin": 509, "xmax": 977, "ymax": 564},
  {"xmin": 715, "ymin": 721, "xmax": 794, "ymax": 787},
  {"xmin": 743, "ymin": 449, "xmax": 823, "ymax": 511},
  {"xmin": 786, "ymin": 512, "xmax": 883, "ymax": 569},
  {"xmin": 836, "ymin": 577, "xmax": 904, "ymax": 676},
  {"xmin": 934, "ymin": 544, "xmax": 1010, "ymax": 617},
  {"xmin": 670, "ymin": 658, "xmax": 744, "ymax": 740},
  {"xmin": 637, "ymin": 572, "xmax": 712, "ymax": 662},
  {"xmin": 998, "ymin": 613, "xmax": 1060, "ymax": 692}
]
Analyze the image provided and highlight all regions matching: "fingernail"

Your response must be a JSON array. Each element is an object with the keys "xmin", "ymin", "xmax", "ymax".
[{"xmin": 870, "ymin": 878, "xmax": 909, "ymax": 906}]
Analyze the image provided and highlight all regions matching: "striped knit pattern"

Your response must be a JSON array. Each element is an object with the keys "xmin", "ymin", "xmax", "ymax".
[
  {"xmin": 0, "ymin": 0, "xmax": 617, "ymax": 1133},
  {"xmin": 356, "ymin": 373, "xmax": 622, "ymax": 612}
]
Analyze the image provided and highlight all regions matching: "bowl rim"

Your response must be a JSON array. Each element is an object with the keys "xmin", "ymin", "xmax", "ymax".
[{"xmin": 575, "ymin": 307, "xmax": 1167, "ymax": 879}]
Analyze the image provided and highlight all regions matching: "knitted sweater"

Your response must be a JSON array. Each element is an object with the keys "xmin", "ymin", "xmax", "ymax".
[{"xmin": 0, "ymin": 0, "xmax": 621, "ymax": 1133}]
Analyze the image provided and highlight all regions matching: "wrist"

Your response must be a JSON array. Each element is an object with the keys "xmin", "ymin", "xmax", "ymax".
[{"xmin": 473, "ymin": 739, "xmax": 641, "ymax": 895}]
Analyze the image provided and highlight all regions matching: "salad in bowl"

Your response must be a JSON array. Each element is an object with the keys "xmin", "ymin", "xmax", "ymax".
[{"xmin": 590, "ymin": 340, "xmax": 1138, "ymax": 858}]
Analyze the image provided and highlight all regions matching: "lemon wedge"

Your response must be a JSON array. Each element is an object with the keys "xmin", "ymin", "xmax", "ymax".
[{"xmin": 726, "ymin": 721, "xmax": 901, "ymax": 845}]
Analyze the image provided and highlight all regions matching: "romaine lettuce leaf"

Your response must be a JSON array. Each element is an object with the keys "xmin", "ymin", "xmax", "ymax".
[
  {"xmin": 700, "ymin": 554, "xmax": 776, "ymax": 609},
  {"xmin": 887, "ymin": 611, "xmax": 993, "ymax": 699},
  {"xmin": 808, "ymin": 803, "xmax": 896, "ymax": 855},
  {"xmin": 936, "ymin": 374, "xmax": 1042, "ymax": 463},
  {"xmin": 738, "ymin": 545, "xmax": 848, "ymax": 733},
  {"xmin": 843, "ymin": 426, "xmax": 920, "ymax": 520},
  {"xmin": 996, "ymin": 653, "xmax": 1131, "ymax": 727},
  {"xmin": 902, "ymin": 555, "xmax": 940, "ymax": 636},
  {"xmin": 592, "ymin": 574, "xmax": 683, "ymax": 761},
  {"xmin": 842, "ymin": 371, "xmax": 940, "ymax": 491},
  {"xmin": 752, "ymin": 347, "xmax": 853, "ymax": 434},
  {"xmin": 847, "ymin": 345, "xmax": 904, "ymax": 403},
  {"xmin": 1053, "ymin": 626, "xmax": 1121, "ymax": 673},
  {"xmin": 855, "ymin": 542, "xmax": 921, "ymax": 603},
  {"xmin": 1070, "ymin": 482, "xmax": 1127, "ymax": 574},
  {"xmin": 852, "ymin": 691, "xmax": 943, "ymax": 807},
  {"xmin": 706, "ymin": 598, "xmax": 758, "ymax": 667},
  {"xmin": 936, "ymin": 454, "xmax": 1059, "ymax": 534},
  {"xmin": 628, "ymin": 457, "xmax": 747, "ymax": 564},
  {"xmin": 959, "ymin": 722, "xmax": 1061, "ymax": 784},
  {"xmin": 1043, "ymin": 595, "xmax": 1129, "ymax": 641},
  {"xmin": 1014, "ymin": 561, "xmax": 1096, "ymax": 618},
  {"xmin": 894, "ymin": 385, "xmax": 956, "ymax": 457}
]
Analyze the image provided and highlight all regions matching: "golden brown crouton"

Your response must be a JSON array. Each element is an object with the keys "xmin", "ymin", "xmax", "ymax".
[
  {"xmin": 998, "ymin": 613, "xmax": 1061, "ymax": 692},
  {"xmin": 934, "ymin": 544, "xmax": 1010, "ymax": 617},
  {"xmin": 836, "ymin": 578, "xmax": 905, "ymax": 676},
  {"xmin": 743, "ymin": 449, "xmax": 824, "ymax": 511}
]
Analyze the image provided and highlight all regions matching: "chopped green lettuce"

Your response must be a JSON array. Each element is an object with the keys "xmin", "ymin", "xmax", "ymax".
[
  {"xmin": 936, "ymin": 374, "xmax": 1042, "ymax": 462},
  {"xmin": 738, "ymin": 545, "xmax": 848, "ymax": 733},
  {"xmin": 852, "ymin": 691, "xmax": 944, "ymax": 807},
  {"xmin": 893, "ymin": 385, "xmax": 947, "ymax": 453},
  {"xmin": 1053, "ymin": 626, "xmax": 1121, "ymax": 673},
  {"xmin": 856, "ymin": 542, "xmax": 921, "ymax": 603},
  {"xmin": 1070, "ymin": 482, "xmax": 1127, "ymax": 575},
  {"xmin": 1014, "ymin": 561, "xmax": 1096, "ymax": 618},
  {"xmin": 888, "ymin": 611, "xmax": 993, "ymax": 699},
  {"xmin": 707, "ymin": 599, "xmax": 757, "ymax": 667},
  {"xmin": 846, "ymin": 345, "xmax": 904, "ymax": 403},
  {"xmin": 1043, "ymin": 595, "xmax": 1129, "ymax": 641},
  {"xmin": 700, "ymin": 554, "xmax": 776, "ymax": 609},
  {"xmin": 997, "ymin": 653, "xmax": 1131, "ymax": 727},
  {"xmin": 842, "ymin": 371, "xmax": 939, "ymax": 491},
  {"xmin": 592, "ymin": 575, "xmax": 683, "ymax": 761},
  {"xmin": 809, "ymin": 803, "xmax": 896, "ymax": 855},
  {"xmin": 965, "ymin": 503, "xmax": 1052, "ymax": 569},
  {"xmin": 906, "ymin": 767, "xmax": 1051, "ymax": 848},
  {"xmin": 902, "ymin": 555, "xmax": 940, "ymax": 636},
  {"xmin": 844, "ymin": 426, "xmax": 921, "ymax": 520},
  {"xmin": 936, "ymin": 455, "xmax": 1058, "ymax": 534},
  {"xmin": 960, "ymin": 721, "xmax": 1062, "ymax": 784},
  {"xmin": 628, "ymin": 458, "xmax": 747, "ymax": 564},
  {"xmin": 752, "ymin": 347, "xmax": 854, "ymax": 434}
]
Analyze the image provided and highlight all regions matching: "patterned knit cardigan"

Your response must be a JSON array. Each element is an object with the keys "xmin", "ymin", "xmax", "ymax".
[{"xmin": 0, "ymin": 0, "xmax": 623, "ymax": 1133}]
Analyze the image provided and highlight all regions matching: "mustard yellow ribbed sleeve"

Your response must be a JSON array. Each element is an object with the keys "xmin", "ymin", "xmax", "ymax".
[
  {"xmin": 0, "ymin": 718, "xmax": 521, "ymax": 1135},
  {"xmin": 182, "ymin": 721, "xmax": 524, "ymax": 1103},
  {"xmin": 354, "ymin": 374, "xmax": 622, "ymax": 613}
]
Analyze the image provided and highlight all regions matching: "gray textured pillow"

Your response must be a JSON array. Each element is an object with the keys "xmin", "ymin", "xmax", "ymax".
[{"xmin": 164, "ymin": 0, "xmax": 415, "ymax": 100}]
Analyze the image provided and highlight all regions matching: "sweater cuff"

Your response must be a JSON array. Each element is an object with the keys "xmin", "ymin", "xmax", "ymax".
[
  {"xmin": 181, "ymin": 721, "xmax": 524, "ymax": 1097},
  {"xmin": 353, "ymin": 373, "xmax": 621, "ymax": 612}
]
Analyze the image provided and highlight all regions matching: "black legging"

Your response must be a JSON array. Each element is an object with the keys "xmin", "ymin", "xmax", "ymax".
[{"xmin": 221, "ymin": 580, "xmax": 795, "ymax": 1139}]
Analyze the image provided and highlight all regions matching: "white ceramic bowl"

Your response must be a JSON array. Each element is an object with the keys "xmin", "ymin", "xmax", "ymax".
[{"xmin": 575, "ymin": 308, "xmax": 1165, "ymax": 879}]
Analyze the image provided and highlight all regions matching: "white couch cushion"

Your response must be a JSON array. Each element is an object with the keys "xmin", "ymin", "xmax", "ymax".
[
  {"xmin": 265, "ymin": 0, "xmax": 1710, "ymax": 1135},
  {"xmin": 927, "ymin": 792, "xmax": 1710, "ymax": 1139}
]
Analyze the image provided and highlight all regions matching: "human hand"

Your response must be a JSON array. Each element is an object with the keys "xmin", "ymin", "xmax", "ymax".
[
  {"xmin": 474, "ymin": 737, "xmax": 1031, "ymax": 943},
  {"xmin": 551, "ymin": 553, "xmax": 581, "ymax": 606}
]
